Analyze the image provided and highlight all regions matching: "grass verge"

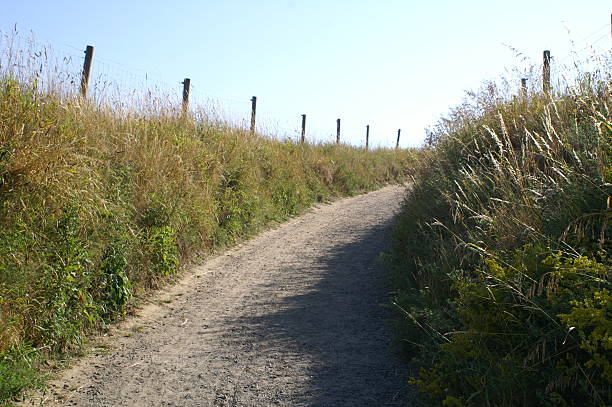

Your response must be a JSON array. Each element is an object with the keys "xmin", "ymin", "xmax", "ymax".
[
  {"xmin": 389, "ymin": 62, "xmax": 610, "ymax": 406},
  {"xmin": 0, "ymin": 37, "xmax": 415, "ymax": 402}
]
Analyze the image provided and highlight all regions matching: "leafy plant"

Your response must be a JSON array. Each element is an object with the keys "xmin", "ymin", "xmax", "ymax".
[
  {"xmin": 99, "ymin": 241, "xmax": 132, "ymax": 320},
  {"xmin": 147, "ymin": 226, "xmax": 179, "ymax": 276},
  {"xmin": 0, "ymin": 345, "xmax": 44, "ymax": 403}
]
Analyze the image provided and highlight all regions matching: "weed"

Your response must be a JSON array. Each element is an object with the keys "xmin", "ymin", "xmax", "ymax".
[
  {"xmin": 0, "ymin": 346, "xmax": 45, "ymax": 403},
  {"xmin": 99, "ymin": 241, "xmax": 132, "ymax": 321},
  {"xmin": 146, "ymin": 226, "xmax": 179, "ymax": 277}
]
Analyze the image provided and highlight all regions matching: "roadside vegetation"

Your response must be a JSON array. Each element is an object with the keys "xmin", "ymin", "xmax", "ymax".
[
  {"xmin": 389, "ymin": 55, "xmax": 610, "ymax": 406},
  {"xmin": 0, "ymin": 33, "xmax": 414, "ymax": 403}
]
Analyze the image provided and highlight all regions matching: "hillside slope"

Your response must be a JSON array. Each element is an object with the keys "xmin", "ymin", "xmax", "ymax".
[
  {"xmin": 0, "ymin": 70, "xmax": 414, "ymax": 402},
  {"xmin": 389, "ymin": 67, "xmax": 610, "ymax": 405}
]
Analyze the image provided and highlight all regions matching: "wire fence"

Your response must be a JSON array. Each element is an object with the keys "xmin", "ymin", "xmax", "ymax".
[
  {"xmin": 1, "ymin": 22, "xmax": 610, "ymax": 146},
  {"xmin": 0, "ymin": 26, "xmax": 261, "ymax": 131}
]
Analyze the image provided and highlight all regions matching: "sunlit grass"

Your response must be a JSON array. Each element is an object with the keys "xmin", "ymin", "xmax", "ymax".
[
  {"xmin": 390, "ymin": 48, "xmax": 610, "ymax": 406},
  {"xmin": 0, "ymin": 29, "xmax": 415, "ymax": 402}
]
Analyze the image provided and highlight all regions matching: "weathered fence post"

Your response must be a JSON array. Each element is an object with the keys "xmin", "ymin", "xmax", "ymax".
[
  {"xmin": 301, "ymin": 114, "xmax": 306, "ymax": 143},
  {"xmin": 543, "ymin": 50, "xmax": 551, "ymax": 93},
  {"xmin": 396, "ymin": 129, "xmax": 401, "ymax": 149},
  {"xmin": 365, "ymin": 125, "xmax": 369, "ymax": 150},
  {"xmin": 250, "ymin": 96, "xmax": 257, "ymax": 134},
  {"xmin": 521, "ymin": 78, "xmax": 527, "ymax": 96},
  {"xmin": 336, "ymin": 118, "xmax": 341, "ymax": 144},
  {"xmin": 80, "ymin": 45, "xmax": 94, "ymax": 97},
  {"xmin": 182, "ymin": 78, "xmax": 190, "ymax": 114}
]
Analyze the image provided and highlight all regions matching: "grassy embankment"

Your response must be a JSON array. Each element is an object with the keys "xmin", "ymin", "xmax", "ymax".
[
  {"xmin": 389, "ymin": 59, "xmax": 610, "ymax": 406},
  {"xmin": 0, "ymin": 40, "xmax": 414, "ymax": 402}
]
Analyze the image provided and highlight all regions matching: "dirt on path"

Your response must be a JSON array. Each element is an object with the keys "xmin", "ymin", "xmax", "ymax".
[{"xmin": 27, "ymin": 185, "xmax": 413, "ymax": 407}]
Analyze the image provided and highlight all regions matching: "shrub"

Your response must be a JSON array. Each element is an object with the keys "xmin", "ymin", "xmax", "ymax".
[{"xmin": 410, "ymin": 249, "xmax": 610, "ymax": 406}]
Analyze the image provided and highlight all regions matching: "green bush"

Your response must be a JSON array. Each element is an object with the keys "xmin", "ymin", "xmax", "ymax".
[
  {"xmin": 33, "ymin": 208, "xmax": 97, "ymax": 351},
  {"xmin": 0, "ymin": 346, "xmax": 44, "ymax": 403},
  {"xmin": 98, "ymin": 241, "xmax": 132, "ymax": 321},
  {"xmin": 410, "ymin": 249, "xmax": 610, "ymax": 406},
  {"xmin": 147, "ymin": 226, "xmax": 179, "ymax": 277}
]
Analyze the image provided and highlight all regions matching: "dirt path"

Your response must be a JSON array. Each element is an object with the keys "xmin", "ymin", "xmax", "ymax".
[{"xmin": 28, "ymin": 185, "xmax": 412, "ymax": 406}]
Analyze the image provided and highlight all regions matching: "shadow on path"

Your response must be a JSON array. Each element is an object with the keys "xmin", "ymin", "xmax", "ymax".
[{"xmin": 229, "ymin": 216, "xmax": 411, "ymax": 406}]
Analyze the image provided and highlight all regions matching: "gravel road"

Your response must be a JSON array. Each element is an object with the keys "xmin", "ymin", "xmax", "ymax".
[{"xmin": 29, "ymin": 184, "xmax": 412, "ymax": 406}]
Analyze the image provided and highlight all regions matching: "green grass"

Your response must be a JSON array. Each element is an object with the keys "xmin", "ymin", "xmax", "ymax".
[
  {"xmin": 0, "ymin": 346, "xmax": 45, "ymax": 404},
  {"xmin": 0, "ymin": 34, "xmax": 415, "ymax": 402},
  {"xmin": 0, "ymin": 362, "xmax": 41, "ymax": 404},
  {"xmin": 389, "ymin": 60, "xmax": 610, "ymax": 405}
]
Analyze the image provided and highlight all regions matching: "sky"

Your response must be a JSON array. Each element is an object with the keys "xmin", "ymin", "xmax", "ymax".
[{"xmin": 1, "ymin": 1, "xmax": 610, "ymax": 148}]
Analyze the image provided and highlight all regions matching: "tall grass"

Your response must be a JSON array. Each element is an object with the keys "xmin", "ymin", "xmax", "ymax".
[
  {"xmin": 390, "ymin": 55, "xmax": 610, "ymax": 405},
  {"xmin": 0, "ymin": 31, "xmax": 415, "ymax": 402}
]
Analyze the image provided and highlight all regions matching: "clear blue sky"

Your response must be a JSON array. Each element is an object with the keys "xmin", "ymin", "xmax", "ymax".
[{"xmin": 1, "ymin": 1, "xmax": 610, "ymax": 147}]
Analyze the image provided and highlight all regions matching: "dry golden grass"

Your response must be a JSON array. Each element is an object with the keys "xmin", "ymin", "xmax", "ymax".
[
  {"xmin": 390, "ymin": 54, "xmax": 611, "ymax": 406},
  {"xmin": 0, "ymin": 31, "xmax": 415, "ymax": 401}
]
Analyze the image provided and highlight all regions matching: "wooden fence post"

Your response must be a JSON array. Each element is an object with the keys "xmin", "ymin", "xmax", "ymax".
[
  {"xmin": 182, "ymin": 78, "xmax": 190, "ymax": 114},
  {"xmin": 543, "ymin": 50, "xmax": 551, "ymax": 93},
  {"xmin": 250, "ymin": 96, "xmax": 257, "ymax": 134},
  {"xmin": 365, "ymin": 125, "xmax": 369, "ymax": 150},
  {"xmin": 80, "ymin": 45, "xmax": 94, "ymax": 97},
  {"xmin": 336, "ymin": 118, "xmax": 341, "ymax": 144},
  {"xmin": 301, "ymin": 114, "xmax": 306, "ymax": 143},
  {"xmin": 396, "ymin": 129, "xmax": 401, "ymax": 149},
  {"xmin": 521, "ymin": 78, "xmax": 527, "ymax": 96}
]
